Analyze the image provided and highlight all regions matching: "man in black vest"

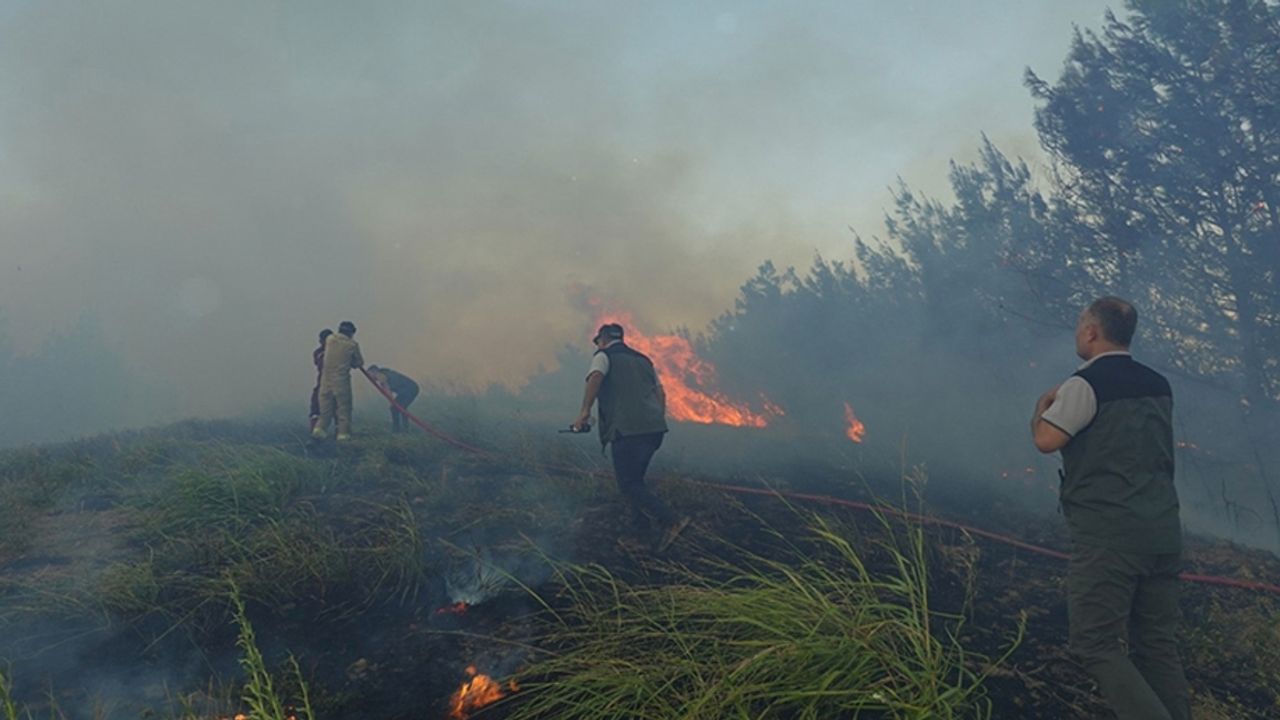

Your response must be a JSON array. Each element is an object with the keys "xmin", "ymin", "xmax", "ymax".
[
  {"xmin": 367, "ymin": 365, "xmax": 420, "ymax": 432},
  {"xmin": 1030, "ymin": 296, "xmax": 1189, "ymax": 720},
  {"xmin": 573, "ymin": 323, "xmax": 688, "ymax": 550}
]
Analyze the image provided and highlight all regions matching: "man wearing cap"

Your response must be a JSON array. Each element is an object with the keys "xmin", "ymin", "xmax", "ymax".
[
  {"xmin": 1030, "ymin": 296, "xmax": 1188, "ymax": 720},
  {"xmin": 573, "ymin": 323, "xmax": 688, "ymax": 550},
  {"xmin": 312, "ymin": 321, "xmax": 364, "ymax": 442},
  {"xmin": 367, "ymin": 365, "xmax": 420, "ymax": 432}
]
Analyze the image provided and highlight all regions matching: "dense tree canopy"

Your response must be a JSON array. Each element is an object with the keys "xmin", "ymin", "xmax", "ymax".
[
  {"xmin": 702, "ymin": 0, "xmax": 1280, "ymax": 549},
  {"xmin": 1024, "ymin": 0, "xmax": 1280, "ymax": 402}
]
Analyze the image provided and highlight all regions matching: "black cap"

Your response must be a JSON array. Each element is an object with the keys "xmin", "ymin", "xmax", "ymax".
[
  {"xmin": 593, "ymin": 323, "xmax": 624, "ymax": 343},
  {"xmin": 319, "ymin": 328, "xmax": 334, "ymax": 342},
  {"xmin": 338, "ymin": 321, "xmax": 356, "ymax": 335}
]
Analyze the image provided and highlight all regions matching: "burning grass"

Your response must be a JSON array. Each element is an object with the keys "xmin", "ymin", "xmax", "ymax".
[
  {"xmin": 0, "ymin": 423, "xmax": 600, "ymax": 714},
  {"xmin": 504, "ymin": 507, "xmax": 1024, "ymax": 719},
  {"xmin": 3, "ymin": 420, "xmax": 1279, "ymax": 717},
  {"xmin": 447, "ymin": 665, "xmax": 517, "ymax": 719}
]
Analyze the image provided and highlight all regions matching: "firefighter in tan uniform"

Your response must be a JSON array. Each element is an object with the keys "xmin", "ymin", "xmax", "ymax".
[{"xmin": 312, "ymin": 320, "xmax": 364, "ymax": 441}]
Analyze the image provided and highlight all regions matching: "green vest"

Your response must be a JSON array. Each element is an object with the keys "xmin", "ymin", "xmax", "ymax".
[
  {"xmin": 1060, "ymin": 355, "xmax": 1182, "ymax": 553},
  {"xmin": 596, "ymin": 343, "xmax": 668, "ymax": 446}
]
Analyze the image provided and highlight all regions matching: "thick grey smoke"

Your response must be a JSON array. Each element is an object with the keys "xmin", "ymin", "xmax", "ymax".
[{"xmin": 0, "ymin": 1, "xmax": 1109, "ymax": 444}]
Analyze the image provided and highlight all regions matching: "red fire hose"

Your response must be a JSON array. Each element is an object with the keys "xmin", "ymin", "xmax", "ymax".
[
  {"xmin": 357, "ymin": 370, "xmax": 1280, "ymax": 597},
  {"xmin": 691, "ymin": 483, "xmax": 1280, "ymax": 595},
  {"xmin": 360, "ymin": 368, "xmax": 491, "ymax": 456}
]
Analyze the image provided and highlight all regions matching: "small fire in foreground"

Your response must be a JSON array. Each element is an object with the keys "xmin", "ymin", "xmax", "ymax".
[
  {"xmin": 593, "ymin": 308, "xmax": 783, "ymax": 427},
  {"xmin": 448, "ymin": 665, "xmax": 516, "ymax": 719},
  {"xmin": 843, "ymin": 402, "xmax": 866, "ymax": 443},
  {"xmin": 435, "ymin": 601, "xmax": 470, "ymax": 615}
]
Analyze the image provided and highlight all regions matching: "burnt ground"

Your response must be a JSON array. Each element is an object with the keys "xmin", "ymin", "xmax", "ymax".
[
  {"xmin": 302, "ymin": 477, "xmax": 1280, "ymax": 719},
  {"xmin": 1, "ymin": 425, "xmax": 1278, "ymax": 719}
]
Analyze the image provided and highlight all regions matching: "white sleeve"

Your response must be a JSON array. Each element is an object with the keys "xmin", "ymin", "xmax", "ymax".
[
  {"xmin": 1040, "ymin": 376, "xmax": 1097, "ymax": 437},
  {"xmin": 587, "ymin": 352, "xmax": 610, "ymax": 378}
]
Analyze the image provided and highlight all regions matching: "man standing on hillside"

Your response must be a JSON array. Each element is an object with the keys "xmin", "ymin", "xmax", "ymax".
[
  {"xmin": 1030, "ymin": 297, "xmax": 1189, "ymax": 720},
  {"xmin": 572, "ymin": 323, "xmax": 688, "ymax": 551},
  {"xmin": 312, "ymin": 321, "xmax": 364, "ymax": 442},
  {"xmin": 309, "ymin": 328, "xmax": 333, "ymax": 431},
  {"xmin": 367, "ymin": 365, "xmax": 420, "ymax": 432}
]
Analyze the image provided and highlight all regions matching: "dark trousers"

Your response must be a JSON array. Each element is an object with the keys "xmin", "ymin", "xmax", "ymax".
[
  {"xmin": 610, "ymin": 432, "xmax": 672, "ymax": 529},
  {"xmin": 1067, "ymin": 543, "xmax": 1190, "ymax": 720},
  {"xmin": 309, "ymin": 385, "xmax": 321, "ymax": 429},
  {"xmin": 389, "ymin": 385, "xmax": 419, "ymax": 431}
]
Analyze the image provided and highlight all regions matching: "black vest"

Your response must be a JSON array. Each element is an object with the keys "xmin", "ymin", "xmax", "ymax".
[
  {"xmin": 596, "ymin": 343, "xmax": 668, "ymax": 445},
  {"xmin": 1060, "ymin": 355, "xmax": 1181, "ymax": 553}
]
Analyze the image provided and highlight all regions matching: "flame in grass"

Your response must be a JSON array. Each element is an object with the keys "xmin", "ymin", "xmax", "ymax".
[
  {"xmin": 593, "ymin": 309, "xmax": 783, "ymax": 427},
  {"xmin": 435, "ymin": 601, "xmax": 470, "ymax": 615},
  {"xmin": 843, "ymin": 402, "xmax": 866, "ymax": 443},
  {"xmin": 448, "ymin": 666, "xmax": 516, "ymax": 720}
]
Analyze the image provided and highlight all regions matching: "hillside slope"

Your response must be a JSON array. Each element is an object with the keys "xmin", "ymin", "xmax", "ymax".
[{"xmin": 1, "ymin": 420, "xmax": 1277, "ymax": 718}]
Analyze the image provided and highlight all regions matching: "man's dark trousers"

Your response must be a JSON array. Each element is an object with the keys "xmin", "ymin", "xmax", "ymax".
[
  {"xmin": 610, "ymin": 432, "xmax": 670, "ymax": 529},
  {"xmin": 1068, "ymin": 543, "xmax": 1190, "ymax": 720},
  {"xmin": 390, "ymin": 384, "xmax": 419, "ymax": 432}
]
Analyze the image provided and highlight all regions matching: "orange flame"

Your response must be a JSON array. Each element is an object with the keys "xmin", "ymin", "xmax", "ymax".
[
  {"xmin": 435, "ymin": 601, "xmax": 470, "ymax": 615},
  {"xmin": 593, "ymin": 308, "xmax": 783, "ymax": 427},
  {"xmin": 448, "ymin": 666, "xmax": 514, "ymax": 720},
  {"xmin": 843, "ymin": 402, "xmax": 866, "ymax": 443}
]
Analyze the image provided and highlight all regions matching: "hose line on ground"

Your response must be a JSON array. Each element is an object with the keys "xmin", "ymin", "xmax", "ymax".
[{"xmin": 356, "ymin": 370, "xmax": 1280, "ymax": 597}]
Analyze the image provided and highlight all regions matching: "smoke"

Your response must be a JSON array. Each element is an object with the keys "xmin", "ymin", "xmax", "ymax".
[{"xmin": 0, "ymin": 1, "xmax": 1113, "ymax": 445}]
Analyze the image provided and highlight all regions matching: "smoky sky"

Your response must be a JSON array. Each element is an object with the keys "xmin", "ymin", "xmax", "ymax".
[{"xmin": 0, "ymin": 0, "xmax": 1110, "ymax": 422}]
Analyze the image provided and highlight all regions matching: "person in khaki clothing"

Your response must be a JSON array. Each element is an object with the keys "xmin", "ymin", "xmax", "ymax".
[{"xmin": 312, "ymin": 320, "xmax": 364, "ymax": 441}]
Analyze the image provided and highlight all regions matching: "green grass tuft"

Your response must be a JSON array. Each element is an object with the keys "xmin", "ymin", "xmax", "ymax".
[
  {"xmin": 230, "ymin": 581, "xmax": 315, "ymax": 720},
  {"xmin": 505, "ymin": 510, "xmax": 1023, "ymax": 720},
  {"xmin": 0, "ymin": 668, "xmax": 22, "ymax": 720},
  {"xmin": 0, "ymin": 451, "xmax": 97, "ymax": 557}
]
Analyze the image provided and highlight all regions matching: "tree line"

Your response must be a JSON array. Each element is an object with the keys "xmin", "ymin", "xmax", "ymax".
[{"xmin": 701, "ymin": 0, "xmax": 1280, "ymax": 550}]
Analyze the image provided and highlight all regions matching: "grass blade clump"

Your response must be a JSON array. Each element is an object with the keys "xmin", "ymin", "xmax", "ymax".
[
  {"xmin": 505, "ymin": 510, "xmax": 1023, "ymax": 720},
  {"xmin": 0, "ymin": 668, "xmax": 25, "ymax": 720},
  {"xmin": 94, "ymin": 442, "xmax": 430, "ymax": 628},
  {"xmin": 229, "ymin": 581, "xmax": 315, "ymax": 720}
]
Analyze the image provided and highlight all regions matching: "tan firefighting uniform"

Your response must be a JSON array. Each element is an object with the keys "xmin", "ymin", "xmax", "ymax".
[{"xmin": 314, "ymin": 332, "xmax": 364, "ymax": 437}]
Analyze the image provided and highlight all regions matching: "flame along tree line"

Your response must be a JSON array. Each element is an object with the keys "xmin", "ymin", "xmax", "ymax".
[
  {"xmin": 698, "ymin": 0, "xmax": 1280, "ymax": 547},
  {"xmin": 593, "ymin": 307, "xmax": 779, "ymax": 429},
  {"xmin": 593, "ymin": 308, "xmax": 865, "ymax": 440}
]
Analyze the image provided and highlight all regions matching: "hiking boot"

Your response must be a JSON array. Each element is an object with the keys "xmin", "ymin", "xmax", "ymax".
[
  {"xmin": 311, "ymin": 427, "xmax": 326, "ymax": 440},
  {"xmin": 655, "ymin": 516, "xmax": 691, "ymax": 553},
  {"xmin": 336, "ymin": 433, "xmax": 352, "ymax": 442}
]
